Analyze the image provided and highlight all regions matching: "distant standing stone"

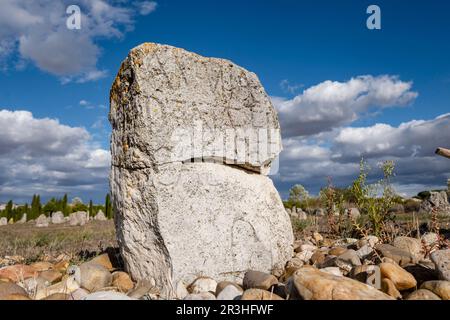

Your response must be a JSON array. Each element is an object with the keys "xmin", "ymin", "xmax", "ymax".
[
  {"xmin": 51, "ymin": 211, "xmax": 64, "ymax": 224},
  {"xmin": 94, "ymin": 210, "xmax": 107, "ymax": 221},
  {"xmin": 69, "ymin": 211, "xmax": 88, "ymax": 226},
  {"xmin": 17, "ymin": 214, "xmax": 27, "ymax": 224},
  {"xmin": 35, "ymin": 214, "xmax": 49, "ymax": 227},
  {"xmin": 0, "ymin": 217, "xmax": 6, "ymax": 226}
]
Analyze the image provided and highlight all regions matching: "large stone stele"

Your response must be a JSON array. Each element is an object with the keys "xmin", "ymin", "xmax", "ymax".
[{"xmin": 109, "ymin": 43, "xmax": 293, "ymax": 298}]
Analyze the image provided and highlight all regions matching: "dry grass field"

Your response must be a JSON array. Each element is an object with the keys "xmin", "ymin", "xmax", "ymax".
[{"xmin": 0, "ymin": 220, "xmax": 117, "ymax": 265}]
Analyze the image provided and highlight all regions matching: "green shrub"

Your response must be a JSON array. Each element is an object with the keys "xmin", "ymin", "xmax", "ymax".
[
  {"xmin": 349, "ymin": 159, "xmax": 397, "ymax": 237},
  {"xmin": 291, "ymin": 216, "xmax": 310, "ymax": 233}
]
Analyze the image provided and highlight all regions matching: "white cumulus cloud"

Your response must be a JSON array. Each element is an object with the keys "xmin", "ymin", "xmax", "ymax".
[
  {"xmin": 0, "ymin": 0, "xmax": 157, "ymax": 82},
  {"xmin": 0, "ymin": 109, "xmax": 110, "ymax": 203},
  {"xmin": 273, "ymin": 75, "xmax": 418, "ymax": 138}
]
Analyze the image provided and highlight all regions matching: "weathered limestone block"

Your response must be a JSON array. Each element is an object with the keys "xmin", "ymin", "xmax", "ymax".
[
  {"xmin": 109, "ymin": 43, "xmax": 282, "ymax": 174},
  {"xmin": 110, "ymin": 43, "xmax": 293, "ymax": 298}
]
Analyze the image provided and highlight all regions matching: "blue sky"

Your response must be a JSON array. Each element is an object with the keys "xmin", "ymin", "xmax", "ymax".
[{"xmin": 1, "ymin": 0, "xmax": 449, "ymax": 203}]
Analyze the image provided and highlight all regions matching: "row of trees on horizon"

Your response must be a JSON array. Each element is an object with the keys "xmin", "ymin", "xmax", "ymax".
[{"xmin": 0, "ymin": 194, "xmax": 113, "ymax": 222}]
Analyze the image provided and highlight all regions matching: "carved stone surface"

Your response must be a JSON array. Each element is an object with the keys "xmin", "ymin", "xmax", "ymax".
[{"xmin": 110, "ymin": 43, "xmax": 293, "ymax": 298}]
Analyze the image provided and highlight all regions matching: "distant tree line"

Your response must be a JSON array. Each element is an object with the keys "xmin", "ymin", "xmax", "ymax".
[{"xmin": 0, "ymin": 194, "xmax": 114, "ymax": 222}]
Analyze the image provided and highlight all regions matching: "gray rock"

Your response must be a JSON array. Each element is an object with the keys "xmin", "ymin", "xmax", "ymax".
[
  {"xmin": 420, "ymin": 191, "xmax": 450, "ymax": 214},
  {"xmin": 216, "ymin": 285, "xmax": 242, "ymax": 300},
  {"xmin": 0, "ymin": 217, "xmax": 7, "ymax": 226},
  {"xmin": 336, "ymin": 249, "xmax": 362, "ymax": 271},
  {"xmin": 51, "ymin": 211, "xmax": 64, "ymax": 224},
  {"xmin": 215, "ymin": 281, "xmax": 242, "ymax": 296},
  {"xmin": 243, "ymin": 270, "xmax": 278, "ymax": 290},
  {"xmin": 375, "ymin": 244, "xmax": 415, "ymax": 266},
  {"xmin": 110, "ymin": 43, "xmax": 293, "ymax": 298},
  {"xmin": 431, "ymin": 249, "xmax": 450, "ymax": 281},
  {"xmin": 356, "ymin": 244, "xmax": 373, "ymax": 259},
  {"xmin": 393, "ymin": 236, "xmax": 424, "ymax": 261}
]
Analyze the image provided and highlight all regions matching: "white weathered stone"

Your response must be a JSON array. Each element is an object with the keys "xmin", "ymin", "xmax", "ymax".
[
  {"xmin": 35, "ymin": 214, "xmax": 49, "ymax": 227},
  {"xmin": 0, "ymin": 217, "xmax": 7, "ymax": 226},
  {"xmin": 420, "ymin": 191, "xmax": 450, "ymax": 214},
  {"xmin": 94, "ymin": 210, "xmax": 107, "ymax": 221},
  {"xmin": 17, "ymin": 214, "xmax": 27, "ymax": 224},
  {"xmin": 51, "ymin": 211, "xmax": 64, "ymax": 224},
  {"xmin": 189, "ymin": 277, "xmax": 217, "ymax": 294},
  {"xmin": 110, "ymin": 43, "xmax": 293, "ymax": 298},
  {"xmin": 421, "ymin": 232, "xmax": 439, "ymax": 248},
  {"xmin": 175, "ymin": 280, "xmax": 189, "ymax": 300},
  {"xmin": 217, "ymin": 285, "xmax": 242, "ymax": 300},
  {"xmin": 69, "ymin": 211, "xmax": 88, "ymax": 226},
  {"xmin": 431, "ymin": 249, "xmax": 450, "ymax": 281}
]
